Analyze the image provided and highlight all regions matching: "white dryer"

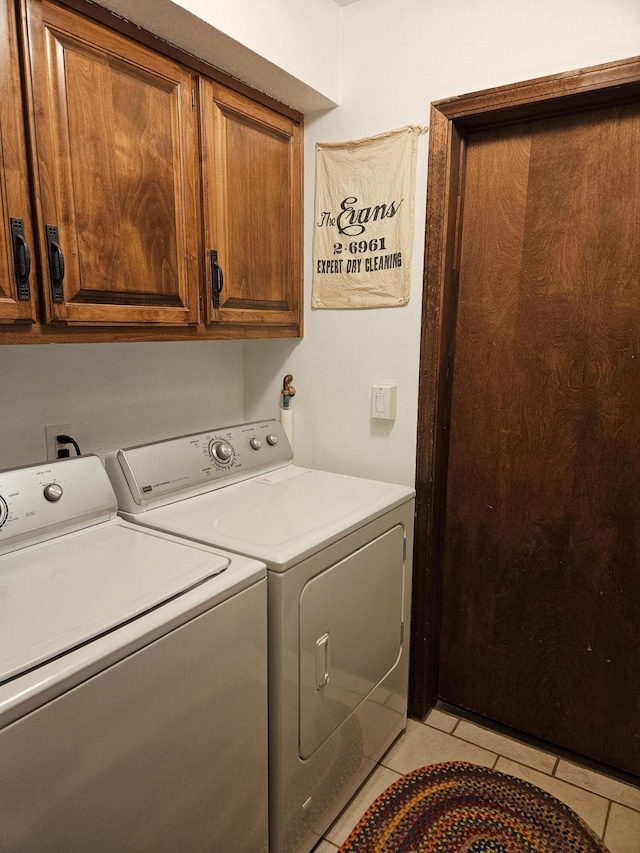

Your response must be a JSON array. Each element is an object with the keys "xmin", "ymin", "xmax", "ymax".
[
  {"xmin": 0, "ymin": 454, "xmax": 268, "ymax": 852},
  {"xmin": 106, "ymin": 419, "xmax": 415, "ymax": 853}
]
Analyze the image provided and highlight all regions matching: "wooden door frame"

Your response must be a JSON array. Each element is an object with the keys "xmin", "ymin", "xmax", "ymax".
[{"xmin": 409, "ymin": 55, "xmax": 640, "ymax": 720}]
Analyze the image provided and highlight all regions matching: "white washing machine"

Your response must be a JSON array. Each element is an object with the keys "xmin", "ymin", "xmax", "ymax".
[
  {"xmin": 106, "ymin": 418, "xmax": 415, "ymax": 853},
  {"xmin": 0, "ymin": 454, "xmax": 268, "ymax": 853}
]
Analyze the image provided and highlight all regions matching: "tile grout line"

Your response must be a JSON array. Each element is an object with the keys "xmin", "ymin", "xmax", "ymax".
[
  {"xmin": 416, "ymin": 717, "xmax": 640, "ymax": 815},
  {"xmin": 426, "ymin": 718, "xmax": 561, "ymax": 779},
  {"xmin": 448, "ymin": 732, "xmax": 557, "ymax": 778},
  {"xmin": 552, "ymin": 759, "xmax": 640, "ymax": 813},
  {"xmin": 495, "ymin": 752, "xmax": 614, "ymax": 808},
  {"xmin": 423, "ymin": 719, "xmax": 459, "ymax": 737},
  {"xmin": 600, "ymin": 800, "xmax": 613, "ymax": 841},
  {"xmin": 446, "ymin": 722, "xmax": 640, "ymax": 807}
]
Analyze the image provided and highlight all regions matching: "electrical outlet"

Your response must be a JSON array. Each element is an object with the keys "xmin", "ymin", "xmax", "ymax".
[{"xmin": 45, "ymin": 423, "xmax": 73, "ymax": 461}]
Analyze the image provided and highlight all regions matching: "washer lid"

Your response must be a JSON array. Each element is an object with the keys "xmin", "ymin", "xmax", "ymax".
[
  {"xmin": 0, "ymin": 519, "xmax": 230, "ymax": 684},
  {"xmin": 133, "ymin": 466, "xmax": 415, "ymax": 570}
]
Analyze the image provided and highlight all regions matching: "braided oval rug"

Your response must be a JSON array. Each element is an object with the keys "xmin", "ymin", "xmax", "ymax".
[{"xmin": 338, "ymin": 762, "xmax": 610, "ymax": 853}]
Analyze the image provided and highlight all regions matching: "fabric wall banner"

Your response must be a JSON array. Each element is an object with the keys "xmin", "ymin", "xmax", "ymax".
[{"xmin": 312, "ymin": 125, "xmax": 426, "ymax": 309}]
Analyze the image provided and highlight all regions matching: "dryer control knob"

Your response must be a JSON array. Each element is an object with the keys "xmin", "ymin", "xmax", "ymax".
[
  {"xmin": 209, "ymin": 439, "xmax": 234, "ymax": 465},
  {"xmin": 250, "ymin": 438, "xmax": 262, "ymax": 450},
  {"xmin": 266, "ymin": 434, "xmax": 278, "ymax": 446},
  {"xmin": 44, "ymin": 483, "xmax": 63, "ymax": 502},
  {"xmin": 0, "ymin": 496, "xmax": 7, "ymax": 528}
]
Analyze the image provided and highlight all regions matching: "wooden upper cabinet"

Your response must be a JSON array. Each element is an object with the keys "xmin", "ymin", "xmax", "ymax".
[
  {"xmin": 21, "ymin": 0, "xmax": 201, "ymax": 325},
  {"xmin": 199, "ymin": 80, "xmax": 302, "ymax": 331},
  {"xmin": 0, "ymin": 0, "xmax": 37, "ymax": 324}
]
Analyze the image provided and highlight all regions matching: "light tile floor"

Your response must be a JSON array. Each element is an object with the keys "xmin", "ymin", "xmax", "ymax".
[{"xmin": 313, "ymin": 708, "xmax": 640, "ymax": 853}]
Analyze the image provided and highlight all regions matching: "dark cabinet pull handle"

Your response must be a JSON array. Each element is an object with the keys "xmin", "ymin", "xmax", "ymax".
[
  {"xmin": 45, "ymin": 224, "xmax": 65, "ymax": 304},
  {"xmin": 10, "ymin": 218, "xmax": 31, "ymax": 300},
  {"xmin": 50, "ymin": 241, "xmax": 65, "ymax": 284},
  {"xmin": 15, "ymin": 235, "xmax": 31, "ymax": 283},
  {"xmin": 210, "ymin": 249, "xmax": 224, "ymax": 309}
]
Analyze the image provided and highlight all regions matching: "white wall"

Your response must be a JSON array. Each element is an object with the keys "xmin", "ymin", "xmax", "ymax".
[
  {"xmin": 3, "ymin": 0, "xmax": 640, "ymax": 482},
  {"xmin": 94, "ymin": 0, "xmax": 342, "ymax": 111},
  {"xmin": 245, "ymin": 0, "xmax": 640, "ymax": 487},
  {"xmin": 0, "ymin": 342, "xmax": 244, "ymax": 470},
  {"xmin": 175, "ymin": 0, "xmax": 341, "ymax": 101}
]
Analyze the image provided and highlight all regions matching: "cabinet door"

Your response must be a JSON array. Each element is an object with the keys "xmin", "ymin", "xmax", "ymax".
[
  {"xmin": 0, "ymin": 0, "xmax": 37, "ymax": 323},
  {"xmin": 22, "ymin": 0, "xmax": 200, "ymax": 326},
  {"xmin": 200, "ymin": 81, "xmax": 301, "ymax": 331}
]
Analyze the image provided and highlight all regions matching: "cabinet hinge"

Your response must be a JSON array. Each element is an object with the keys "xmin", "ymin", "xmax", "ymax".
[{"xmin": 191, "ymin": 88, "xmax": 195, "ymax": 110}]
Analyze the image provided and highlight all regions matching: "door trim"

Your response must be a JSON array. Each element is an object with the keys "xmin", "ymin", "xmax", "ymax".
[{"xmin": 409, "ymin": 54, "xmax": 640, "ymax": 720}]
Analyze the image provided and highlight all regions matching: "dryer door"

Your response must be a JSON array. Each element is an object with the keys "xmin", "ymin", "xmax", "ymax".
[{"xmin": 298, "ymin": 524, "xmax": 405, "ymax": 759}]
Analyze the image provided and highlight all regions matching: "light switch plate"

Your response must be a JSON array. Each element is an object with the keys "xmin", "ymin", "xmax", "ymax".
[{"xmin": 371, "ymin": 385, "xmax": 397, "ymax": 420}]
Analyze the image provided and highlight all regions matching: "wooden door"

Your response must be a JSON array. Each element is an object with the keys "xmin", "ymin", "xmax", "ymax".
[
  {"xmin": 199, "ymin": 80, "xmax": 301, "ymax": 332},
  {"xmin": 414, "ymin": 61, "xmax": 640, "ymax": 777},
  {"xmin": 21, "ymin": 0, "xmax": 200, "ymax": 326},
  {"xmin": 0, "ymin": 0, "xmax": 37, "ymax": 323}
]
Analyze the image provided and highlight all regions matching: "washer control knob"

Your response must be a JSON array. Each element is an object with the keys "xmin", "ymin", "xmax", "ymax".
[
  {"xmin": 209, "ymin": 439, "xmax": 234, "ymax": 465},
  {"xmin": 266, "ymin": 434, "xmax": 278, "ymax": 446},
  {"xmin": 44, "ymin": 483, "xmax": 63, "ymax": 502},
  {"xmin": 250, "ymin": 438, "xmax": 262, "ymax": 450},
  {"xmin": 0, "ymin": 496, "xmax": 7, "ymax": 528}
]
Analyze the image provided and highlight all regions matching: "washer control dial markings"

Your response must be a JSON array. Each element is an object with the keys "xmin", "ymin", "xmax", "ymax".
[{"xmin": 208, "ymin": 438, "xmax": 235, "ymax": 466}]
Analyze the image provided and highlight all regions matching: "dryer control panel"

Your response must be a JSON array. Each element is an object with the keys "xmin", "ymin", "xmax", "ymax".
[{"xmin": 106, "ymin": 419, "xmax": 293, "ymax": 513}]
